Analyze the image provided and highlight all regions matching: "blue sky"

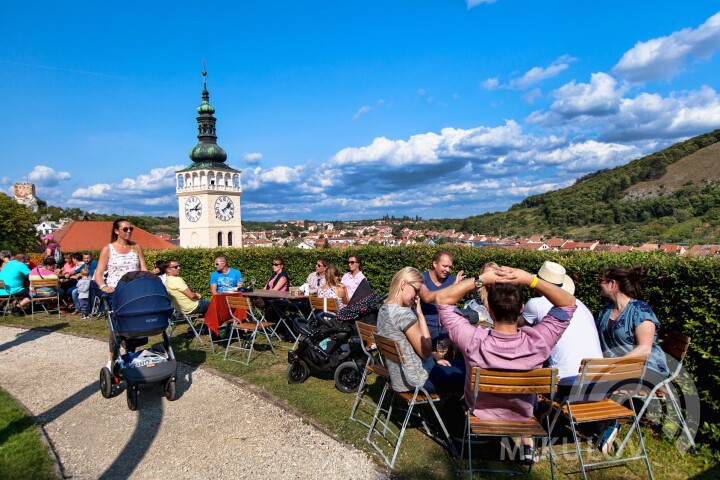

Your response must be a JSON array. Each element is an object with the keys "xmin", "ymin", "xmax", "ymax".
[{"xmin": 2, "ymin": 1, "xmax": 720, "ymax": 221}]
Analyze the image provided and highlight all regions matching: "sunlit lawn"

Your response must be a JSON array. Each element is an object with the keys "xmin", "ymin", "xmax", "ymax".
[{"xmin": 2, "ymin": 313, "xmax": 719, "ymax": 479}]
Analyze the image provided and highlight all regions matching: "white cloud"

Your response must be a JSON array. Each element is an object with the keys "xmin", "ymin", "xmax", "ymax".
[
  {"xmin": 26, "ymin": 165, "xmax": 71, "ymax": 187},
  {"xmin": 244, "ymin": 152, "xmax": 263, "ymax": 164},
  {"xmin": 481, "ymin": 77, "xmax": 499, "ymax": 90},
  {"xmin": 417, "ymin": 88, "xmax": 426, "ymax": 96},
  {"xmin": 467, "ymin": 0, "xmax": 496, "ymax": 8},
  {"xmin": 332, "ymin": 133, "xmax": 444, "ymax": 167},
  {"xmin": 522, "ymin": 88, "xmax": 542, "ymax": 104},
  {"xmin": 534, "ymin": 141, "xmax": 642, "ymax": 172},
  {"xmin": 353, "ymin": 105, "xmax": 371, "ymax": 120},
  {"xmin": 613, "ymin": 12, "xmax": 720, "ymax": 82},
  {"xmin": 549, "ymin": 72, "xmax": 626, "ymax": 117}
]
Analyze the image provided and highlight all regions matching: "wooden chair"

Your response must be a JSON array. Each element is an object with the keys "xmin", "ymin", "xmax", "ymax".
[
  {"xmin": 465, "ymin": 367, "xmax": 559, "ymax": 479},
  {"xmin": 0, "ymin": 280, "xmax": 19, "ymax": 318},
  {"xmin": 349, "ymin": 322, "xmax": 390, "ymax": 428},
  {"xmin": 29, "ymin": 278, "xmax": 61, "ymax": 318},
  {"xmin": 616, "ymin": 332, "xmax": 696, "ymax": 455},
  {"xmin": 549, "ymin": 356, "xmax": 653, "ymax": 480},
  {"xmin": 224, "ymin": 296, "xmax": 276, "ymax": 364},
  {"xmin": 366, "ymin": 333, "xmax": 458, "ymax": 468}
]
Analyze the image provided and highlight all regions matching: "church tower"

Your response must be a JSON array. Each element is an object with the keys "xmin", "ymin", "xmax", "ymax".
[{"xmin": 176, "ymin": 68, "xmax": 243, "ymax": 248}]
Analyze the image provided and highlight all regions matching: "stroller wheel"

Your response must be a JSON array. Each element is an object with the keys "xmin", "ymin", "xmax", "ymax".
[
  {"xmin": 334, "ymin": 361, "xmax": 362, "ymax": 393},
  {"xmin": 164, "ymin": 378, "xmax": 176, "ymax": 401},
  {"xmin": 126, "ymin": 385, "xmax": 139, "ymax": 411},
  {"xmin": 286, "ymin": 360, "xmax": 310, "ymax": 384},
  {"xmin": 99, "ymin": 367, "xmax": 113, "ymax": 399}
]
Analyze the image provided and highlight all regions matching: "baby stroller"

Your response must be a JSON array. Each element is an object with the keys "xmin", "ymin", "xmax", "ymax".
[
  {"xmin": 286, "ymin": 278, "xmax": 383, "ymax": 393},
  {"xmin": 98, "ymin": 272, "xmax": 177, "ymax": 411}
]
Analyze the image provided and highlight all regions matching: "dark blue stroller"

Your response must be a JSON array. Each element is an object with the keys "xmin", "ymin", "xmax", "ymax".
[{"xmin": 98, "ymin": 272, "xmax": 177, "ymax": 410}]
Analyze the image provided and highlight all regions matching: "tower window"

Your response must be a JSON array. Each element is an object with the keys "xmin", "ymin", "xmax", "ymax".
[
  {"xmin": 228, "ymin": 231, "xmax": 233, "ymax": 246},
  {"xmin": 217, "ymin": 232, "xmax": 223, "ymax": 246}
]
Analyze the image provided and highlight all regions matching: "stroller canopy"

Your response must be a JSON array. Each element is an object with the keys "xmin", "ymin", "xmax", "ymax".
[{"xmin": 112, "ymin": 271, "xmax": 174, "ymax": 336}]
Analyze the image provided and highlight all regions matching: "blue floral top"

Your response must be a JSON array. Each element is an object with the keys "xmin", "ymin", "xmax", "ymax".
[{"xmin": 596, "ymin": 299, "xmax": 668, "ymax": 376}]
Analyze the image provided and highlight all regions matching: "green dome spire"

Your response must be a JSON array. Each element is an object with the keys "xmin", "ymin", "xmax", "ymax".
[{"xmin": 189, "ymin": 66, "xmax": 227, "ymax": 164}]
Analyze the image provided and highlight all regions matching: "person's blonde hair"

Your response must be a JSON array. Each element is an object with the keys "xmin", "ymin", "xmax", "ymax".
[
  {"xmin": 479, "ymin": 261, "xmax": 500, "ymax": 307},
  {"xmin": 325, "ymin": 264, "xmax": 340, "ymax": 287},
  {"xmin": 386, "ymin": 267, "xmax": 423, "ymax": 304}
]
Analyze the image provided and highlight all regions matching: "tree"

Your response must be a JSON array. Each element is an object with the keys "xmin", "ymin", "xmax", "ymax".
[{"xmin": 0, "ymin": 193, "xmax": 39, "ymax": 253}]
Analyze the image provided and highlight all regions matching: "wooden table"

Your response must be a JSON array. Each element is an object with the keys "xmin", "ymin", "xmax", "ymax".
[
  {"xmin": 242, "ymin": 290, "xmax": 308, "ymax": 301},
  {"xmin": 242, "ymin": 290, "xmax": 309, "ymax": 341},
  {"xmin": 204, "ymin": 292, "xmax": 247, "ymax": 335}
]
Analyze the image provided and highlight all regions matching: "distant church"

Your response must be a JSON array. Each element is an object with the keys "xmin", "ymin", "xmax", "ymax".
[{"xmin": 176, "ymin": 69, "xmax": 243, "ymax": 248}]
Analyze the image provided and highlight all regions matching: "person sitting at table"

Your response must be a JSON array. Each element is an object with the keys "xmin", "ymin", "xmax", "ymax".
[
  {"xmin": 29, "ymin": 256, "xmax": 60, "ymax": 300},
  {"xmin": 436, "ymin": 265, "xmax": 577, "ymax": 464},
  {"xmin": 152, "ymin": 259, "xmax": 168, "ymax": 282},
  {"xmin": 210, "ymin": 256, "xmax": 243, "ymax": 294},
  {"xmin": 317, "ymin": 264, "xmax": 348, "ymax": 308},
  {"xmin": 306, "ymin": 257, "xmax": 329, "ymax": 294},
  {"xmin": 0, "ymin": 253, "xmax": 32, "ymax": 316},
  {"xmin": 164, "ymin": 259, "xmax": 210, "ymax": 315},
  {"xmin": 265, "ymin": 258, "xmax": 289, "ymax": 291},
  {"xmin": 341, "ymin": 254, "xmax": 366, "ymax": 300}
]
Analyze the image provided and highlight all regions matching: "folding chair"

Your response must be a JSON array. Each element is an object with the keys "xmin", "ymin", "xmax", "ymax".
[
  {"xmin": 616, "ymin": 332, "xmax": 696, "ymax": 455},
  {"xmin": 0, "ymin": 280, "xmax": 19, "ymax": 319},
  {"xmin": 549, "ymin": 356, "xmax": 653, "ymax": 480},
  {"xmin": 168, "ymin": 309, "xmax": 204, "ymax": 347},
  {"xmin": 349, "ymin": 322, "xmax": 390, "ymax": 428},
  {"xmin": 465, "ymin": 367, "xmax": 558, "ymax": 479},
  {"xmin": 366, "ymin": 333, "xmax": 459, "ymax": 468},
  {"xmin": 29, "ymin": 278, "xmax": 61, "ymax": 318},
  {"xmin": 292, "ymin": 295, "xmax": 341, "ymax": 349},
  {"xmin": 224, "ymin": 296, "xmax": 277, "ymax": 364}
]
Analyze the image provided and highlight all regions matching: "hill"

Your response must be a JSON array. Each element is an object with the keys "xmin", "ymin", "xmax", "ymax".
[{"xmin": 453, "ymin": 129, "xmax": 720, "ymax": 245}]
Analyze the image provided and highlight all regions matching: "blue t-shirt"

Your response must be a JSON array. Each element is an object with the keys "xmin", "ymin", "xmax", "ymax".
[
  {"xmin": 211, "ymin": 268, "xmax": 243, "ymax": 293},
  {"xmin": 420, "ymin": 270, "xmax": 456, "ymax": 341},
  {"xmin": 0, "ymin": 260, "xmax": 31, "ymax": 295}
]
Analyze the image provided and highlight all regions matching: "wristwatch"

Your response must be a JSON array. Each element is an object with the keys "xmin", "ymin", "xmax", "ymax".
[{"xmin": 474, "ymin": 275, "xmax": 484, "ymax": 289}]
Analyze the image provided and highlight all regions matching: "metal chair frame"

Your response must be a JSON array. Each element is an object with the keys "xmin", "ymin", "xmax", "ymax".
[
  {"xmin": 168, "ymin": 309, "xmax": 204, "ymax": 347},
  {"xmin": 29, "ymin": 278, "xmax": 61, "ymax": 318},
  {"xmin": 366, "ymin": 333, "xmax": 459, "ymax": 468},
  {"xmin": 349, "ymin": 322, "xmax": 390, "ymax": 428},
  {"xmin": 224, "ymin": 296, "xmax": 277, "ymax": 364},
  {"xmin": 549, "ymin": 356, "xmax": 653, "ymax": 480},
  {"xmin": 0, "ymin": 280, "xmax": 19, "ymax": 319},
  {"xmin": 616, "ymin": 331, "xmax": 696, "ymax": 455},
  {"xmin": 292, "ymin": 295, "xmax": 341, "ymax": 350},
  {"xmin": 464, "ymin": 367, "xmax": 558, "ymax": 479}
]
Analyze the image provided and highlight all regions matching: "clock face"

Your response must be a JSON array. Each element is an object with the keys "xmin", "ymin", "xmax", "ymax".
[
  {"xmin": 184, "ymin": 196, "xmax": 202, "ymax": 222},
  {"xmin": 215, "ymin": 196, "xmax": 235, "ymax": 221}
]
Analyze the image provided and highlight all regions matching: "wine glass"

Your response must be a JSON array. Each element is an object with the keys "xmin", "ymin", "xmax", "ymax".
[
  {"xmin": 250, "ymin": 278, "xmax": 256, "ymax": 289},
  {"xmin": 436, "ymin": 339, "xmax": 450, "ymax": 358}
]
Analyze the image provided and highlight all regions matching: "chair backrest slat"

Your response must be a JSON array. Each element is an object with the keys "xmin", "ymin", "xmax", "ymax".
[
  {"xmin": 471, "ymin": 367, "xmax": 557, "ymax": 396},
  {"xmin": 356, "ymin": 322, "xmax": 377, "ymax": 344},
  {"xmin": 226, "ymin": 295, "xmax": 253, "ymax": 311},
  {"xmin": 661, "ymin": 331, "xmax": 691, "ymax": 361},
  {"xmin": 30, "ymin": 279, "xmax": 59, "ymax": 288},
  {"xmin": 310, "ymin": 295, "xmax": 339, "ymax": 312},
  {"xmin": 576, "ymin": 356, "xmax": 647, "ymax": 389},
  {"xmin": 373, "ymin": 333, "xmax": 404, "ymax": 365}
]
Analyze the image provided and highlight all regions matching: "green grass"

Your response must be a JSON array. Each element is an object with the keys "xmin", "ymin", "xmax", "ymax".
[
  {"xmin": 0, "ymin": 387, "xmax": 57, "ymax": 480},
  {"xmin": 2, "ymin": 313, "xmax": 719, "ymax": 479}
]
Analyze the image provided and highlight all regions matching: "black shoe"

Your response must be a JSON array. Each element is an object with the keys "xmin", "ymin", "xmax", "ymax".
[
  {"xmin": 519, "ymin": 444, "xmax": 538, "ymax": 465},
  {"xmin": 11, "ymin": 306, "xmax": 25, "ymax": 317}
]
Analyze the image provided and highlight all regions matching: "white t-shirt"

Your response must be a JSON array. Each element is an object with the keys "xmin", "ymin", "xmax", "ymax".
[{"xmin": 522, "ymin": 297, "xmax": 603, "ymax": 382}]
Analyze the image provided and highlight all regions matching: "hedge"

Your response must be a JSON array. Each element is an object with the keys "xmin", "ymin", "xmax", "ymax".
[{"xmin": 33, "ymin": 245, "xmax": 720, "ymax": 449}]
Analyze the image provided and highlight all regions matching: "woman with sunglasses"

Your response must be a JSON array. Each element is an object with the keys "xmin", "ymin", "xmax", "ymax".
[
  {"xmin": 376, "ymin": 267, "xmax": 464, "ymax": 395},
  {"xmin": 341, "ymin": 255, "xmax": 365, "ymax": 300},
  {"xmin": 306, "ymin": 257, "xmax": 329, "ymax": 294},
  {"xmin": 94, "ymin": 219, "xmax": 147, "ymax": 295},
  {"xmin": 265, "ymin": 258, "xmax": 289, "ymax": 291}
]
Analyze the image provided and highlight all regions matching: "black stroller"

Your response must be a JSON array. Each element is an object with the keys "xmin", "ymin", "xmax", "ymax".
[
  {"xmin": 98, "ymin": 272, "xmax": 177, "ymax": 410},
  {"xmin": 286, "ymin": 278, "xmax": 383, "ymax": 393}
]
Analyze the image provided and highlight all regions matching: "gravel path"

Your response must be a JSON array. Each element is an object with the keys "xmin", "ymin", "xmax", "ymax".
[{"xmin": 0, "ymin": 325, "xmax": 388, "ymax": 480}]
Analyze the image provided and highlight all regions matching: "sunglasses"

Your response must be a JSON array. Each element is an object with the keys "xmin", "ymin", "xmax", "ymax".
[
  {"xmin": 407, "ymin": 283, "xmax": 421, "ymax": 295},
  {"xmin": 121, "ymin": 227, "xmax": 134, "ymax": 233},
  {"xmin": 272, "ymin": 263, "xmax": 282, "ymax": 266},
  {"xmin": 215, "ymin": 262, "xmax": 225, "ymax": 266},
  {"xmin": 168, "ymin": 265, "xmax": 180, "ymax": 270},
  {"xmin": 316, "ymin": 263, "xmax": 325, "ymax": 267},
  {"xmin": 348, "ymin": 261, "xmax": 358, "ymax": 264}
]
